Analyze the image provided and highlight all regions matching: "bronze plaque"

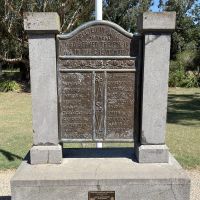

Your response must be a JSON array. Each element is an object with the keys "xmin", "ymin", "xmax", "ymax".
[
  {"xmin": 59, "ymin": 59, "xmax": 135, "ymax": 69},
  {"xmin": 88, "ymin": 191, "xmax": 115, "ymax": 200},
  {"xmin": 58, "ymin": 21, "xmax": 139, "ymax": 142},
  {"xmin": 59, "ymin": 73, "xmax": 93, "ymax": 139},
  {"xmin": 58, "ymin": 24, "xmax": 132, "ymax": 56},
  {"xmin": 107, "ymin": 72, "xmax": 134, "ymax": 139}
]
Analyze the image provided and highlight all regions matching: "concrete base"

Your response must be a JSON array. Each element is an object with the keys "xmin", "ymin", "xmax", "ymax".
[
  {"xmin": 30, "ymin": 145, "xmax": 62, "ymax": 164},
  {"xmin": 11, "ymin": 149, "xmax": 190, "ymax": 200},
  {"xmin": 136, "ymin": 144, "xmax": 169, "ymax": 163}
]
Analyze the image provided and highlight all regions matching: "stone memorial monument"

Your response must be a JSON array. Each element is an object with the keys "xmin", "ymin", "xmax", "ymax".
[{"xmin": 11, "ymin": 11, "xmax": 191, "ymax": 200}]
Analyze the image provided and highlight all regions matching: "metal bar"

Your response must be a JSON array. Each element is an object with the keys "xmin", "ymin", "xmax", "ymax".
[
  {"xmin": 59, "ymin": 69, "xmax": 136, "ymax": 72},
  {"xmin": 92, "ymin": 71, "xmax": 96, "ymax": 140},
  {"xmin": 57, "ymin": 21, "xmax": 134, "ymax": 40},
  {"xmin": 60, "ymin": 138, "xmax": 134, "ymax": 143},
  {"xmin": 95, "ymin": 0, "xmax": 102, "ymax": 20},
  {"xmin": 104, "ymin": 71, "xmax": 107, "ymax": 139},
  {"xmin": 59, "ymin": 55, "xmax": 136, "ymax": 60}
]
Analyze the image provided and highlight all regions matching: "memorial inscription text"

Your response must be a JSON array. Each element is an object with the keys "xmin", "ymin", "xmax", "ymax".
[{"xmin": 59, "ymin": 25, "xmax": 131, "ymax": 56}]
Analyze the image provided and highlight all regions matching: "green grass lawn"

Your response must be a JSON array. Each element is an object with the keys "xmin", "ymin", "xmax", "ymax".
[
  {"xmin": 0, "ymin": 92, "xmax": 32, "ymax": 170},
  {"xmin": 166, "ymin": 88, "xmax": 200, "ymax": 169},
  {"xmin": 0, "ymin": 88, "xmax": 199, "ymax": 170}
]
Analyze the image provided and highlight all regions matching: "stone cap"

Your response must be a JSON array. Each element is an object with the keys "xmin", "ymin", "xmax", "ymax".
[
  {"xmin": 24, "ymin": 12, "xmax": 60, "ymax": 33},
  {"xmin": 137, "ymin": 12, "xmax": 176, "ymax": 33}
]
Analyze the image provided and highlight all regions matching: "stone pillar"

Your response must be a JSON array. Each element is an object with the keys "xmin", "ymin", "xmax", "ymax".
[
  {"xmin": 136, "ymin": 12, "xmax": 176, "ymax": 163},
  {"xmin": 24, "ymin": 13, "xmax": 62, "ymax": 164}
]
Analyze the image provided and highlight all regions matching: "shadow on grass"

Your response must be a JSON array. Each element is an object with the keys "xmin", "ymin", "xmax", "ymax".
[
  {"xmin": 167, "ymin": 92, "xmax": 200, "ymax": 126},
  {"xmin": 0, "ymin": 149, "xmax": 23, "ymax": 161},
  {"xmin": 0, "ymin": 196, "xmax": 11, "ymax": 200}
]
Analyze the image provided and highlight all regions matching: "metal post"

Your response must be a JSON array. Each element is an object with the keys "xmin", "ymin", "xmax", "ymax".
[
  {"xmin": 95, "ymin": 0, "xmax": 103, "ymax": 148},
  {"xmin": 95, "ymin": 0, "xmax": 103, "ymax": 20}
]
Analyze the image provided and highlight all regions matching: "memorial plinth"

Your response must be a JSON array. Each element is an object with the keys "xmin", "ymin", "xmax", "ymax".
[
  {"xmin": 11, "ymin": 152, "xmax": 190, "ymax": 200},
  {"xmin": 11, "ymin": 12, "xmax": 191, "ymax": 200}
]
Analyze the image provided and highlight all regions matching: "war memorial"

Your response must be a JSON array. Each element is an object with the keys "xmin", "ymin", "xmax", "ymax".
[{"xmin": 10, "ymin": 11, "xmax": 191, "ymax": 200}]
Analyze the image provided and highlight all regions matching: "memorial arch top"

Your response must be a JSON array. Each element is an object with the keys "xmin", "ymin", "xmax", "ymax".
[{"xmin": 57, "ymin": 20, "xmax": 140, "ymax": 143}]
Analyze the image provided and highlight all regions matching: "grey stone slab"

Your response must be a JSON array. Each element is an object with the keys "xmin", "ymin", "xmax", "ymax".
[
  {"xmin": 140, "ymin": 34, "xmax": 171, "ymax": 144},
  {"xmin": 30, "ymin": 145, "xmax": 62, "ymax": 164},
  {"xmin": 30, "ymin": 146, "xmax": 48, "ymax": 164},
  {"xmin": 48, "ymin": 146, "xmax": 62, "ymax": 164},
  {"xmin": 24, "ymin": 12, "xmax": 60, "ymax": 33},
  {"xmin": 136, "ymin": 145, "xmax": 169, "ymax": 163},
  {"xmin": 28, "ymin": 34, "xmax": 59, "ymax": 145},
  {"xmin": 11, "ymin": 184, "xmax": 190, "ymax": 200},
  {"xmin": 138, "ymin": 12, "xmax": 176, "ymax": 32},
  {"xmin": 11, "ymin": 155, "xmax": 190, "ymax": 200}
]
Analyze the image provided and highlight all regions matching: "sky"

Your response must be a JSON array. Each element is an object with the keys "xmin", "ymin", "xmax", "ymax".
[
  {"xmin": 151, "ymin": 0, "xmax": 200, "ymax": 12},
  {"xmin": 151, "ymin": 0, "xmax": 161, "ymax": 12}
]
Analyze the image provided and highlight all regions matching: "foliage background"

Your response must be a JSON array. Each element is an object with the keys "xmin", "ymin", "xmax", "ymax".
[{"xmin": 0, "ymin": 0, "xmax": 199, "ymax": 88}]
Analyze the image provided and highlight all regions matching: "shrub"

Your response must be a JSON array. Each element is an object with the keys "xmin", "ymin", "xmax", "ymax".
[
  {"xmin": 169, "ymin": 61, "xmax": 184, "ymax": 87},
  {"xmin": 0, "ymin": 80, "xmax": 21, "ymax": 92},
  {"xmin": 169, "ymin": 62, "xmax": 199, "ymax": 88},
  {"xmin": 183, "ymin": 72, "xmax": 199, "ymax": 88},
  {"xmin": 169, "ymin": 49, "xmax": 200, "ymax": 88}
]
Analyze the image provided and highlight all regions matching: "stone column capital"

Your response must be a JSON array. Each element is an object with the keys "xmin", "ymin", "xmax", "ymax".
[
  {"xmin": 24, "ymin": 12, "xmax": 60, "ymax": 34},
  {"xmin": 137, "ymin": 12, "xmax": 176, "ymax": 33}
]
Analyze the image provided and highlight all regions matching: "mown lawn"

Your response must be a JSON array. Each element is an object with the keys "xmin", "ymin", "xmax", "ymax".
[
  {"xmin": 166, "ymin": 88, "xmax": 200, "ymax": 169},
  {"xmin": 0, "ymin": 88, "xmax": 199, "ymax": 170},
  {"xmin": 0, "ymin": 92, "xmax": 32, "ymax": 170}
]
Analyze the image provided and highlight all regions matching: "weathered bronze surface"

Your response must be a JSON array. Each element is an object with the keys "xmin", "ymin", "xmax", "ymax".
[
  {"xmin": 58, "ymin": 21, "xmax": 138, "ymax": 142},
  {"xmin": 58, "ymin": 25, "xmax": 131, "ymax": 56},
  {"xmin": 60, "ymin": 73, "xmax": 93, "ymax": 139},
  {"xmin": 59, "ymin": 59, "xmax": 135, "ymax": 69},
  {"xmin": 107, "ymin": 72, "xmax": 134, "ymax": 139},
  {"xmin": 88, "ymin": 191, "xmax": 115, "ymax": 200}
]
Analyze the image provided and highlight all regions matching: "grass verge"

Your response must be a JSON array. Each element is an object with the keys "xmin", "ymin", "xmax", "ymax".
[
  {"xmin": 0, "ymin": 92, "xmax": 32, "ymax": 170},
  {"xmin": 166, "ymin": 88, "xmax": 200, "ymax": 169}
]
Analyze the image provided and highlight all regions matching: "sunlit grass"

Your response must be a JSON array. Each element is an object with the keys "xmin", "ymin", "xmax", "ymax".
[
  {"xmin": 0, "ymin": 92, "xmax": 32, "ymax": 170},
  {"xmin": 166, "ymin": 88, "xmax": 200, "ymax": 169}
]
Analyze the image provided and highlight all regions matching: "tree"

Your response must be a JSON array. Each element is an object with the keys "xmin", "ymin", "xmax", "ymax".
[
  {"xmin": 158, "ymin": 0, "xmax": 200, "ymax": 57},
  {"xmin": 0, "ymin": 0, "xmax": 161, "ymax": 81},
  {"xmin": 159, "ymin": 0, "xmax": 200, "ymax": 87},
  {"xmin": 103, "ymin": 0, "xmax": 153, "ymax": 32},
  {"xmin": 0, "ymin": 0, "xmax": 94, "ymax": 80}
]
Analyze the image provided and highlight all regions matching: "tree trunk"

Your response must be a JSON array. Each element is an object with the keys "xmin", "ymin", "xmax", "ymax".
[
  {"xmin": 0, "ymin": 63, "xmax": 2, "ymax": 76},
  {"xmin": 20, "ymin": 63, "xmax": 30, "ymax": 81}
]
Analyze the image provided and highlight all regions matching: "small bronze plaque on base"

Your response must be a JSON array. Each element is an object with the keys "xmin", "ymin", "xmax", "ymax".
[{"xmin": 88, "ymin": 191, "xmax": 115, "ymax": 200}]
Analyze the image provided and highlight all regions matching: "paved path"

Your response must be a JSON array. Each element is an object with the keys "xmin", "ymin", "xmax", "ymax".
[
  {"xmin": 0, "ymin": 170, "xmax": 15, "ymax": 200},
  {"xmin": 0, "ymin": 169, "xmax": 199, "ymax": 200},
  {"xmin": 187, "ymin": 170, "xmax": 200, "ymax": 200}
]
